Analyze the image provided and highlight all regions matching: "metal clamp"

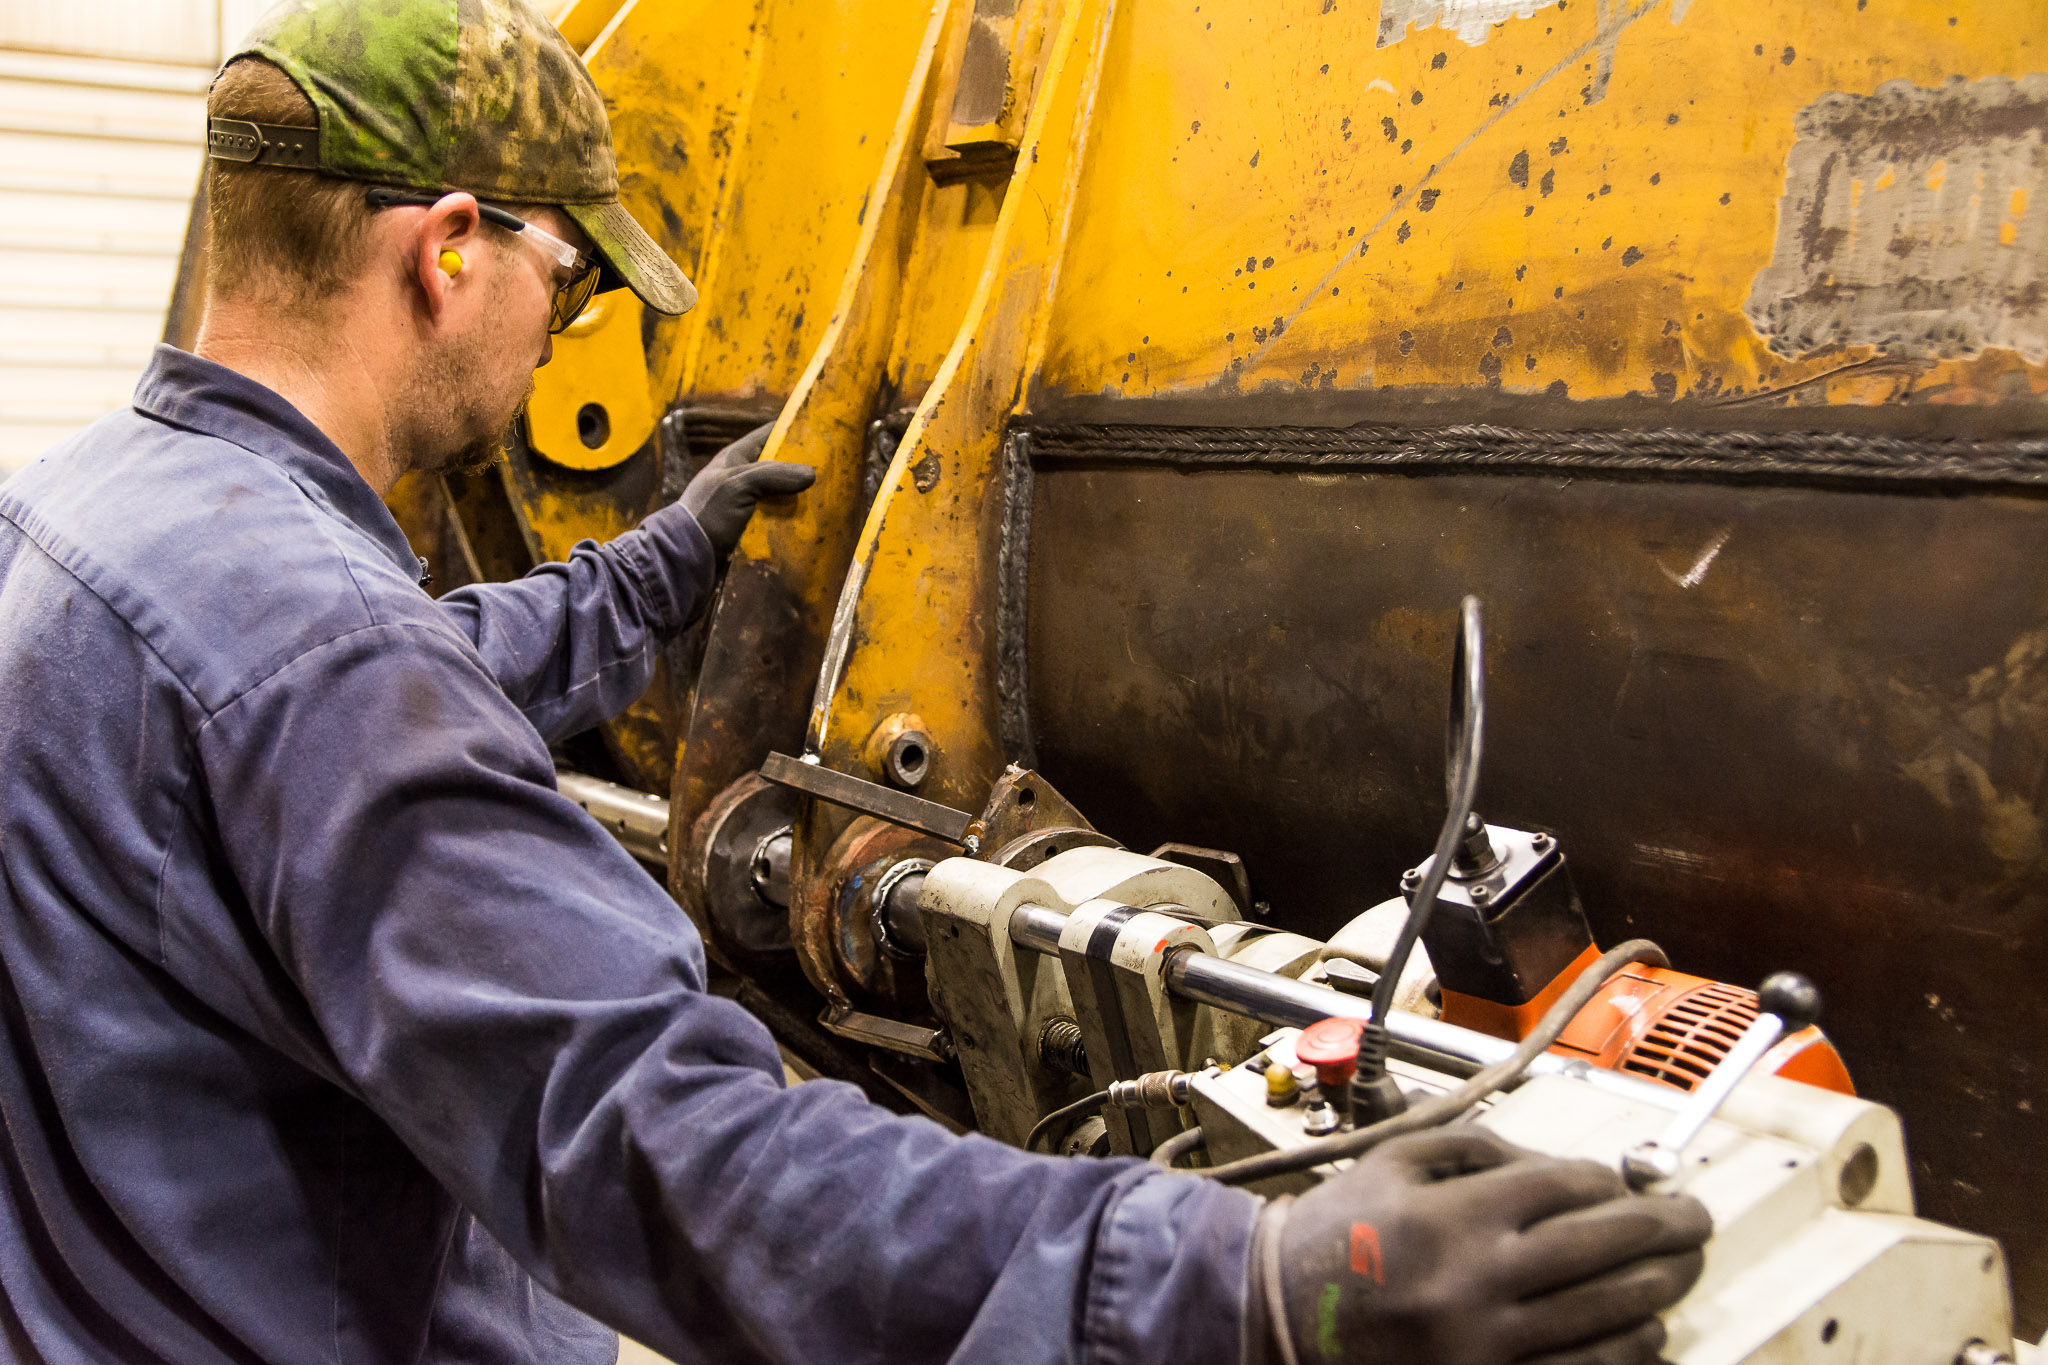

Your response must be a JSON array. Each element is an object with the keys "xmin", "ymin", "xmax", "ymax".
[{"xmin": 1622, "ymin": 972, "xmax": 1822, "ymax": 1189}]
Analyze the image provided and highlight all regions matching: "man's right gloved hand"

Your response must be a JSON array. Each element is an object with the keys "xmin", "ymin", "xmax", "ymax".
[{"xmin": 1250, "ymin": 1127, "xmax": 1711, "ymax": 1365}]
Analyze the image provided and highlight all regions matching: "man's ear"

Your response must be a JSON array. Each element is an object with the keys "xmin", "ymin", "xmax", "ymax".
[{"xmin": 412, "ymin": 192, "xmax": 483, "ymax": 321}]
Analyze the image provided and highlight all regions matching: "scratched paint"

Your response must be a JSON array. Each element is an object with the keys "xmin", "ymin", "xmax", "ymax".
[
  {"xmin": 1747, "ymin": 76, "xmax": 2048, "ymax": 365},
  {"xmin": 1661, "ymin": 527, "xmax": 1731, "ymax": 589},
  {"xmin": 1376, "ymin": 0, "xmax": 1547, "ymax": 47}
]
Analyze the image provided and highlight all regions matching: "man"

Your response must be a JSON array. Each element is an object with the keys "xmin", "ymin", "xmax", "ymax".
[{"xmin": 0, "ymin": 2, "xmax": 1710, "ymax": 1361}]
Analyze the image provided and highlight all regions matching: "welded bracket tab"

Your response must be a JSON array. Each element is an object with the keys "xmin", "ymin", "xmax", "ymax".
[
  {"xmin": 925, "ymin": 0, "xmax": 1052, "ymax": 179},
  {"xmin": 1057, "ymin": 902, "xmax": 1215, "ymax": 1156}
]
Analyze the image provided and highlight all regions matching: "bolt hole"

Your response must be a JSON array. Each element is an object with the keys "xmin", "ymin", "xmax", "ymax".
[
  {"xmin": 884, "ymin": 731, "xmax": 930, "ymax": 788},
  {"xmin": 1821, "ymin": 1319, "xmax": 1838, "ymax": 1344},
  {"xmin": 1016, "ymin": 787, "xmax": 1035, "ymax": 809},
  {"xmin": 1837, "ymin": 1143, "xmax": 1879, "ymax": 1207},
  {"xmin": 576, "ymin": 402, "xmax": 610, "ymax": 449}
]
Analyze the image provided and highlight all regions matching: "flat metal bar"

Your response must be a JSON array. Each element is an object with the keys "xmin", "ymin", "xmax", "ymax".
[
  {"xmin": 759, "ymin": 751, "xmax": 973, "ymax": 844},
  {"xmin": 819, "ymin": 1003, "xmax": 955, "ymax": 1065},
  {"xmin": 557, "ymin": 769, "xmax": 670, "ymax": 867}
]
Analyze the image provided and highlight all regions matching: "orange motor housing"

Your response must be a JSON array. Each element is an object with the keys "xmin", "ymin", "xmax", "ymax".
[{"xmin": 1440, "ymin": 944, "xmax": 1854, "ymax": 1096}]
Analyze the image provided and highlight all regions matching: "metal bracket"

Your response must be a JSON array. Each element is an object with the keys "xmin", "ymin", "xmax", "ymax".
[
  {"xmin": 818, "ymin": 1003, "xmax": 954, "ymax": 1064},
  {"xmin": 761, "ymin": 751, "xmax": 973, "ymax": 844},
  {"xmin": 1056, "ymin": 902, "xmax": 1215, "ymax": 1155}
]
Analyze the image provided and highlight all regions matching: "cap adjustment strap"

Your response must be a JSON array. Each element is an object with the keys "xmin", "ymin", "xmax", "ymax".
[{"xmin": 207, "ymin": 119, "xmax": 320, "ymax": 170}]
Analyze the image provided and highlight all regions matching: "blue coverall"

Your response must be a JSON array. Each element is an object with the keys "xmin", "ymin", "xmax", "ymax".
[{"xmin": 0, "ymin": 346, "xmax": 1257, "ymax": 1364}]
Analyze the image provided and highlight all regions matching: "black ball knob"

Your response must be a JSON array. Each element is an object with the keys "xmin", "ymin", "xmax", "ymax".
[{"xmin": 1758, "ymin": 972, "xmax": 1822, "ymax": 1032}]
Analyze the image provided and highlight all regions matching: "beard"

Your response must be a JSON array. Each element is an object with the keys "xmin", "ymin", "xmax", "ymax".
[
  {"xmin": 400, "ymin": 255, "xmax": 541, "ymax": 480},
  {"xmin": 403, "ymin": 367, "xmax": 536, "ymax": 479},
  {"xmin": 433, "ymin": 412, "xmax": 516, "ymax": 478}
]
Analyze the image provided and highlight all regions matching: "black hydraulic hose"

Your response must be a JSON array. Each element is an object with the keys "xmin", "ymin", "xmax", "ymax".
[
  {"xmin": 1149, "ymin": 1125, "xmax": 1208, "ymax": 1169},
  {"xmin": 1369, "ymin": 595, "xmax": 1485, "ymax": 1027},
  {"xmin": 1200, "ymin": 939, "xmax": 1670, "ymax": 1187},
  {"xmin": 1025, "ymin": 1089, "xmax": 1110, "ymax": 1153}
]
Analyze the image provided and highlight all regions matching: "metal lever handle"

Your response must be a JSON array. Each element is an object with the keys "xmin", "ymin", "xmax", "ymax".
[{"xmin": 1621, "ymin": 972, "xmax": 1821, "ymax": 1190}]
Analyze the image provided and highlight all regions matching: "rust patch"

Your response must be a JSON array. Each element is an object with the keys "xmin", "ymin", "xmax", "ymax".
[
  {"xmin": 1747, "ymin": 76, "xmax": 2048, "ymax": 365},
  {"xmin": 1890, "ymin": 626, "xmax": 2048, "ymax": 875}
]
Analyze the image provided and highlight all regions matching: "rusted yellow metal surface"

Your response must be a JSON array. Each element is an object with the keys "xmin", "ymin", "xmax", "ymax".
[
  {"xmin": 809, "ymin": 0, "xmax": 1121, "ymax": 811},
  {"xmin": 1032, "ymin": 0, "xmax": 2047, "ymax": 415},
  {"xmin": 662, "ymin": 0, "xmax": 1051, "ymax": 974},
  {"xmin": 590, "ymin": 0, "xmax": 938, "ymax": 412}
]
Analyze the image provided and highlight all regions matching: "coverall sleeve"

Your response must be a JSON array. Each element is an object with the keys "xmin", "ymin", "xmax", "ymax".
[
  {"xmin": 197, "ymin": 621, "xmax": 1259, "ymax": 1365},
  {"xmin": 431, "ymin": 500, "xmax": 715, "ymax": 743}
]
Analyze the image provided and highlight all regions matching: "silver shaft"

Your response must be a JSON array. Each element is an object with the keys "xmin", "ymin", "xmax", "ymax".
[
  {"xmin": 1007, "ymin": 903, "xmax": 1684, "ymax": 1113},
  {"xmin": 557, "ymin": 770, "xmax": 670, "ymax": 866}
]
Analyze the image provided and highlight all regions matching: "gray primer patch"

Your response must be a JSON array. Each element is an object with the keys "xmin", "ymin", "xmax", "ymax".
[
  {"xmin": 1376, "ymin": 0, "xmax": 1547, "ymax": 48},
  {"xmin": 1747, "ymin": 75, "xmax": 2048, "ymax": 364}
]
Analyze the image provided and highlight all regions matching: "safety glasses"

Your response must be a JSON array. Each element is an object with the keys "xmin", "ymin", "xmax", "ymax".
[{"xmin": 364, "ymin": 188, "xmax": 603, "ymax": 333}]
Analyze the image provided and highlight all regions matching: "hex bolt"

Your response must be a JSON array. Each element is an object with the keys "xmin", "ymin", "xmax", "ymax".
[
  {"xmin": 1302, "ymin": 1098, "xmax": 1342, "ymax": 1136},
  {"xmin": 1469, "ymin": 884, "xmax": 1492, "ymax": 904}
]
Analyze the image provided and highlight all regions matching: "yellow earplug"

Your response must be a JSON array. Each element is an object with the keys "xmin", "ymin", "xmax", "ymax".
[{"xmin": 437, "ymin": 249, "xmax": 464, "ymax": 277}]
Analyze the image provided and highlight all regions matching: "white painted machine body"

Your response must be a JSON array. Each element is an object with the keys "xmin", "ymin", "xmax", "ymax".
[
  {"xmin": 1192, "ymin": 1030, "xmax": 2014, "ymax": 1364},
  {"xmin": 918, "ymin": 846, "xmax": 2019, "ymax": 1364}
]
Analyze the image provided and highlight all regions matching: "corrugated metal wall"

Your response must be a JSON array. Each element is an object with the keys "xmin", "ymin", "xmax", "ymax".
[{"xmin": 0, "ymin": 1, "xmax": 270, "ymax": 475}]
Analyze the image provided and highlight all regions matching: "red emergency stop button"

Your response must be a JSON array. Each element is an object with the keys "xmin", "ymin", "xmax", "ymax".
[{"xmin": 1295, "ymin": 1017, "xmax": 1367, "ymax": 1091}]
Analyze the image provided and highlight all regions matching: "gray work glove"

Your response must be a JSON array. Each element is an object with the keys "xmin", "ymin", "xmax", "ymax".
[
  {"xmin": 681, "ymin": 421, "xmax": 816, "ymax": 556},
  {"xmin": 1249, "ymin": 1128, "xmax": 1710, "ymax": 1365}
]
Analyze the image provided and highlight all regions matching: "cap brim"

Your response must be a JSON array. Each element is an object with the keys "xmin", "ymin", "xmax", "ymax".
[{"xmin": 565, "ymin": 200, "xmax": 697, "ymax": 316}]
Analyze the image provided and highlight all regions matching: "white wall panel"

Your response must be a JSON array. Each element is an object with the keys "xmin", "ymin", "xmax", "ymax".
[
  {"xmin": 0, "ymin": 33, "xmax": 215, "ymax": 474},
  {"xmin": 0, "ymin": 0, "xmax": 221, "ymax": 67},
  {"xmin": 219, "ymin": 0, "xmax": 279, "ymax": 58},
  {"xmin": 0, "ymin": 301, "xmax": 166, "ymax": 363}
]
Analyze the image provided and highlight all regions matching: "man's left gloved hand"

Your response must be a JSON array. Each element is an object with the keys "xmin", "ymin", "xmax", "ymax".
[{"xmin": 681, "ymin": 421, "xmax": 816, "ymax": 555}]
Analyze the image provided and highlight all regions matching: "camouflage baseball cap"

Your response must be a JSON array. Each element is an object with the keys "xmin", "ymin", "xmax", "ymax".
[{"xmin": 213, "ymin": 0, "xmax": 695, "ymax": 314}]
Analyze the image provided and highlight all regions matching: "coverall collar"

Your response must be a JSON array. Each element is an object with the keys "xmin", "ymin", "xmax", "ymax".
[{"xmin": 132, "ymin": 343, "xmax": 422, "ymax": 583}]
